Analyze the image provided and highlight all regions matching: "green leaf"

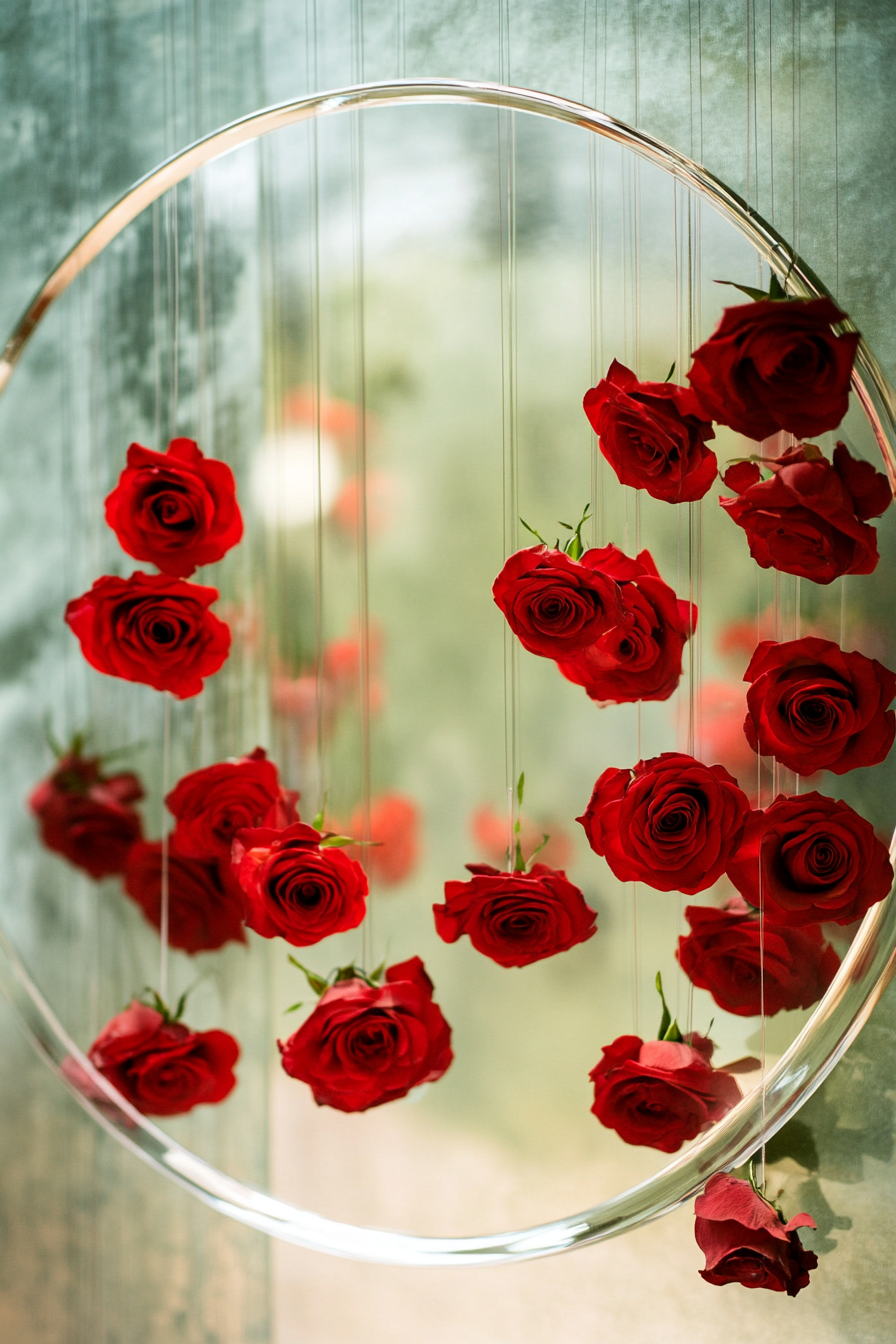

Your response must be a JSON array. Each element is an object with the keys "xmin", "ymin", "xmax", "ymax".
[
  {"xmin": 519, "ymin": 517, "xmax": 548, "ymax": 546},
  {"xmin": 284, "ymin": 1001, "xmax": 304, "ymax": 1014},
  {"xmin": 516, "ymin": 772, "xmax": 525, "ymax": 809},
  {"xmin": 525, "ymin": 833, "xmax": 551, "ymax": 869},
  {"xmin": 287, "ymin": 956, "xmax": 330, "ymax": 997},
  {"xmin": 663, "ymin": 361, "xmax": 676, "ymax": 383},
  {"xmin": 174, "ymin": 991, "xmax": 188, "ymax": 1022},
  {"xmin": 312, "ymin": 791, "xmax": 328, "ymax": 832},
  {"xmin": 655, "ymin": 971, "xmax": 674, "ymax": 1041},
  {"xmin": 319, "ymin": 834, "xmax": 355, "ymax": 848},
  {"xmin": 768, "ymin": 272, "xmax": 788, "ymax": 300},
  {"xmin": 513, "ymin": 838, "xmax": 526, "ymax": 873},
  {"xmin": 333, "ymin": 963, "xmax": 363, "ymax": 984},
  {"xmin": 714, "ymin": 279, "xmax": 772, "ymax": 302},
  {"xmin": 369, "ymin": 959, "xmax": 387, "ymax": 985},
  {"xmin": 662, "ymin": 1019, "xmax": 684, "ymax": 1043},
  {"xmin": 561, "ymin": 503, "xmax": 591, "ymax": 560}
]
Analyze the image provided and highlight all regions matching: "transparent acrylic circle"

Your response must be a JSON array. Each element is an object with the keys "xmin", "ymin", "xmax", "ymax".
[{"xmin": 1, "ymin": 78, "xmax": 895, "ymax": 1266}]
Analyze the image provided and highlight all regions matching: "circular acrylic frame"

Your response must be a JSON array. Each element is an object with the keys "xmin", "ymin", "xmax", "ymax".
[{"xmin": 2, "ymin": 78, "xmax": 896, "ymax": 1266}]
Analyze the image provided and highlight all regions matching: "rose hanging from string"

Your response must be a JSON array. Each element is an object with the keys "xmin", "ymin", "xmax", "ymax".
[
  {"xmin": 165, "ymin": 747, "xmax": 299, "ymax": 861},
  {"xmin": 124, "ymin": 838, "xmax": 247, "ymax": 953},
  {"xmin": 694, "ymin": 1171, "xmax": 817, "ymax": 1296}
]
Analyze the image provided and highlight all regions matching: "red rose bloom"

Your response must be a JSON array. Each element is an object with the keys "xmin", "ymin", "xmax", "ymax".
[
  {"xmin": 232, "ymin": 822, "xmax": 368, "ymax": 946},
  {"xmin": 677, "ymin": 895, "xmax": 840, "ymax": 1015},
  {"xmin": 104, "ymin": 438, "xmax": 243, "ymax": 578},
  {"xmin": 492, "ymin": 546, "xmax": 625, "ymax": 658},
  {"xmin": 695, "ymin": 1173, "xmax": 817, "ymax": 1295},
  {"xmin": 584, "ymin": 359, "xmax": 717, "ymax": 503},
  {"xmin": 278, "ymin": 956, "xmax": 453, "ymax": 1112},
  {"xmin": 743, "ymin": 637, "xmax": 896, "ymax": 774},
  {"xmin": 433, "ymin": 862, "xmax": 597, "ymax": 967},
  {"xmin": 557, "ymin": 546, "xmax": 696, "ymax": 703},
  {"xmin": 726, "ymin": 791, "xmax": 893, "ymax": 926},
  {"xmin": 124, "ymin": 839, "xmax": 247, "ymax": 953},
  {"xmin": 87, "ymin": 1000, "xmax": 239, "ymax": 1117},
  {"xmin": 166, "ymin": 747, "xmax": 299, "ymax": 861},
  {"xmin": 720, "ymin": 442, "xmax": 890, "ymax": 584},
  {"xmin": 686, "ymin": 296, "xmax": 860, "ymax": 441},
  {"xmin": 348, "ymin": 793, "xmax": 421, "ymax": 887},
  {"xmin": 65, "ymin": 572, "xmax": 231, "ymax": 700},
  {"xmin": 29, "ymin": 749, "xmax": 143, "ymax": 878},
  {"xmin": 577, "ymin": 752, "xmax": 750, "ymax": 894},
  {"xmin": 589, "ymin": 1034, "xmax": 741, "ymax": 1152}
]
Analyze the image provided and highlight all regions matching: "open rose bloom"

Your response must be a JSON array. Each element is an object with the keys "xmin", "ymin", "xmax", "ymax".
[{"xmin": 695, "ymin": 1173, "xmax": 817, "ymax": 1295}]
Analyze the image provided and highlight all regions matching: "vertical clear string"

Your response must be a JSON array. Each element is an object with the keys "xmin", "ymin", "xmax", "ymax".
[
  {"xmin": 159, "ymin": 694, "xmax": 172, "ymax": 1003},
  {"xmin": 306, "ymin": 0, "xmax": 325, "ymax": 817}
]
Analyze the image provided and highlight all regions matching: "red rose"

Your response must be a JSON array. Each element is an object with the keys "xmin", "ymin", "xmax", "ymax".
[
  {"xmin": 433, "ymin": 862, "xmax": 597, "ymax": 967},
  {"xmin": 278, "ymin": 956, "xmax": 453, "ymax": 1112},
  {"xmin": 557, "ymin": 546, "xmax": 696, "ymax": 703},
  {"xmin": 583, "ymin": 359, "xmax": 717, "ymax": 503},
  {"xmin": 232, "ymin": 822, "xmax": 368, "ymax": 945},
  {"xmin": 65, "ymin": 572, "xmax": 231, "ymax": 699},
  {"xmin": 726, "ymin": 791, "xmax": 893, "ymax": 926},
  {"xmin": 589, "ymin": 1034, "xmax": 741, "ymax": 1152},
  {"xmin": 492, "ymin": 546, "xmax": 625, "ymax": 658},
  {"xmin": 677, "ymin": 895, "xmax": 840, "ymax": 1015},
  {"xmin": 29, "ymin": 749, "xmax": 143, "ymax": 878},
  {"xmin": 347, "ymin": 793, "xmax": 421, "ymax": 887},
  {"xmin": 577, "ymin": 752, "xmax": 750, "ymax": 894},
  {"xmin": 719, "ymin": 443, "xmax": 890, "ymax": 584},
  {"xmin": 104, "ymin": 438, "xmax": 243, "ymax": 578},
  {"xmin": 123, "ymin": 839, "xmax": 247, "ymax": 953},
  {"xmin": 166, "ymin": 747, "xmax": 299, "ymax": 861},
  {"xmin": 743, "ymin": 637, "xmax": 896, "ymax": 774},
  {"xmin": 695, "ymin": 1173, "xmax": 817, "ymax": 1295},
  {"xmin": 87, "ymin": 1000, "xmax": 239, "ymax": 1117},
  {"xmin": 686, "ymin": 296, "xmax": 860, "ymax": 440}
]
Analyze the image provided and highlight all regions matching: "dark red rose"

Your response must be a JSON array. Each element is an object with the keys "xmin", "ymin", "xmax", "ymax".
[
  {"xmin": 686, "ymin": 296, "xmax": 860, "ymax": 441},
  {"xmin": 232, "ymin": 822, "xmax": 368, "ymax": 946},
  {"xmin": 166, "ymin": 747, "xmax": 299, "ymax": 861},
  {"xmin": 104, "ymin": 438, "xmax": 243, "ymax": 578},
  {"xmin": 726, "ymin": 791, "xmax": 893, "ymax": 926},
  {"xmin": 695, "ymin": 1173, "xmax": 817, "ymax": 1295},
  {"xmin": 584, "ymin": 359, "xmax": 717, "ymax": 503},
  {"xmin": 492, "ymin": 546, "xmax": 625, "ymax": 658},
  {"xmin": 278, "ymin": 956, "xmax": 453, "ymax": 1112},
  {"xmin": 433, "ymin": 861, "xmax": 597, "ymax": 967},
  {"xmin": 677, "ymin": 895, "xmax": 840, "ymax": 1015},
  {"xmin": 557, "ymin": 545, "xmax": 696, "ymax": 703},
  {"xmin": 720, "ymin": 442, "xmax": 890, "ymax": 584},
  {"xmin": 29, "ymin": 749, "xmax": 143, "ymax": 878},
  {"xmin": 577, "ymin": 752, "xmax": 750, "ymax": 894},
  {"xmin": 86, "ymin": 1000, "xmax": 239, "ymax": 1117},
  {"xmin": 123, "ymin": 839, "xmax": 247, "ymax": 953},
  {"xmin": 348, "ymin": 793, "xmax": 421, "ymax": 887},
  {"xmin": 743, "ymin": 637, "xmax": 896, "ymax": 774},
  {"xmin": 65, "ymin": 572, "xmax": 231, "ymax": 699},
  {"xmin": 589, "ymin": 1034, "xmax": 741, "ymax": 1152}
]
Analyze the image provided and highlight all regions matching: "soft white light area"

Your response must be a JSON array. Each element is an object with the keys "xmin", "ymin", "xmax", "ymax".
[{"xmin": 252, "ymin": 428, "xmax": 342, "ymax": 527}]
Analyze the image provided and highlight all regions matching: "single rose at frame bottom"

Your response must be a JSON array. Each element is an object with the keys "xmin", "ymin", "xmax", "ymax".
[
  {"xmin": 279, "ymin": 957, "xmax": 453, "ymax": 1112},
  {"xmin": 433, "ymin": 862, "xmax": 597, "ymax": 968},
  {"xmin": 695, "ymin": 1173, "xmax": 817, "ymax": 1296},
  {"xmin": 28, "ymin": 747, "xmax": 144, "ymax": 879},
  {"xmin": 124, "ymin": 839, "xmax": 247, "ymax": 953},
  {"xmin": 166, "ymin": 746, "xmax": 299, "ymax": 861}
]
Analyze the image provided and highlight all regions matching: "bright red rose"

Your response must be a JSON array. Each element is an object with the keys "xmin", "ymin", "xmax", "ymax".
[
  {"xmin": 695, "ymin": 1173, "xmax": 817, "ymax": 1295},
  {"xmin": 104, "ymin": 438, "xmax": 243, "ymax": 578},
  {"xmin": 557, "ymin": 545, "xmax": 696, "ymax": 704},
  {"xmin": 589, "ymin": 1034, "xmax": 741, "ymax": 1152},
  {"xmin": 433, "ymin": 861, "xmax": 597, "ymax": 967},
  {"xmin": 348, "ymin": 792, "xmax": 421, "ymax": 886},
  {"xmin": 123, "ymin": 839, "xmax": 247, "ymax": 953},
  {"xmin": 65, "ymin": 572, "xmax": 231, "ymax": 699},
  {"xmin": 87, "ymin": 1000, "xmax": 239, "ymax": 1117},
  {"xmin": 726, "ymin": 791, "xmax": 893, "ymax": 926},
  {"xmin": 677, "ymin": 895, "xmax": 840, "ymax": 1015},
  {"xmin": 719, "ymin": 442, "xmax": 890, "ymax": 584},
  {"xmin": 492, "ymin": 546, "xmax": 625, "ymax": 658},
  {"xmin": 743, "ymin": 637, "xmax": 896, "ymax": 775},
  {"xmin": 278, "ymin": 956, "xmax": 453, "ymax": 1112},
  {"xmin": 577, "ymin": 752, "xmax": 750, "ymax": 894},
  {"xmin": 584, "ymin": 359, "xmax": 717, "ymax": 503},
  {"xmin": 29, "ymin": 749, "xmax": 143, "ymax": 878},
  {"xmin": 166, "ymin": 747, "xmax": 299, "ymax": 861},
  {"xmin": 232, "ymin": 822, "xmax": 368, "ymax": 945},
  {"xmin": 686, "ymin": 296, "xmax": 860, "ymax": 441}
]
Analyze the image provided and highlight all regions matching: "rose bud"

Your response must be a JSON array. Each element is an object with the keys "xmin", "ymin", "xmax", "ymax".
[
  {"xmin": 577, "ymin": 752, "xmax": 750, "ymax": 894},
  {"xmin": 492, "ymin": 546, "xmax": 625, "ymax": 659},
  {"xmin": 279, "ymin": 957, "xmax": 453, "ymax": 1112},
  {"xmin": 29, "ymin": 747, "xmax": 143, "ymax": 879},
  {"xmin": 124, "ymin": 839, "xmax": 247, "ymax": 954},
  {"xmin": 104, "ymin": 437, "xmax": 243, "ymax": 578},
  {"xmin": 686, "ymin": 295, "xmax": 860, "ymax": 441},
  {"xmin": 583, "ymin": 359, "xmax": 717, "ymax": 504},
  {"xmin": 557, "ymin": 544, "xmax": 696, "ymax": 703},
  {"xmin": 743, "ymin": 637, "xmax": 896, "ymax": 775},
  {"xmin": 347, "ymin": 792, "xmax": 421, "ymax": 887},
  {"xmin": 677, "ymin": 895, "xmax": 840, "ymax": 1015},
  {"xmin": 695, "ymin": 1173, "xmax": 817, "ymax": 1295},
  {"xmin": 85, "ymin": 1000, "xmax": 239, "ymax": 1117},
  {"xmin": 166, "ymin": 747, "xmax": 299, "ymax": 861},
  {"xmin": 65, "ymin": 572, "xmax": 231, "ymax": 700},
  {"xmin": 726, "ymin": 792, "xmax": 893, "ymax": 926}
]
